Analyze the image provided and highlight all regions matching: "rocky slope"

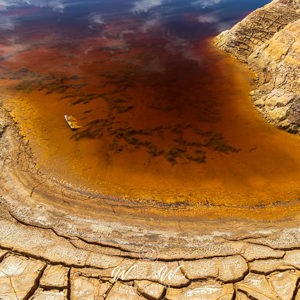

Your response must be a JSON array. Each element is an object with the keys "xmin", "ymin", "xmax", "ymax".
[{"xmin": 215, "ymin": 0, "xmax": 300, "ymax": 133}]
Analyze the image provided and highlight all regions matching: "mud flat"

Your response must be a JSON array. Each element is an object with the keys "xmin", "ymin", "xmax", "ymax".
[{"xmin": 1, "ymin": 0, "xmax": 300, "ymax": 298}]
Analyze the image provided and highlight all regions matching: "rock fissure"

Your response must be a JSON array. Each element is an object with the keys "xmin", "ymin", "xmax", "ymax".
[{"xmin": 23, "ymin": 264, "xmax": 47, "ymax": 300}]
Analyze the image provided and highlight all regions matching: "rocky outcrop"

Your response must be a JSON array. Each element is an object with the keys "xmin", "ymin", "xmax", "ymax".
[{"xmin": 215, "ymin": 0, "xmax": 300, "ymax": 134}]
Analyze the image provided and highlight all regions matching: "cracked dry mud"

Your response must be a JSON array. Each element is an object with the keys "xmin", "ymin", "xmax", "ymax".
[{"xmin": 1, "ymin": 0, "xmax": 300, "ymax": 299}]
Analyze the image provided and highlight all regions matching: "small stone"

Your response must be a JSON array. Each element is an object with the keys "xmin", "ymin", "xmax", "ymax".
[
  {"xmin": 254, "ymin": 98, "xmax": 265, "ymax": 107},
  {"xmin": 268, "ymin": 106, "xmax": 289, "ymax": 122},
  {"xmin": 135, "ymin": 280, "xmax": 165, "ymax": 300},
  {"xmin": 268, "ymin": 271, "xmax": 299, "ymax": 300},
  {"xmin": 106, "ymin": 282, "xmax": 144, "ymax": 300},
  {"xmin": 218, "ymin": 255, "xmax": 248, "ymax": 282},
  {"xmin": 236, "ymin": 273, "xmax": 278, "ymax": 300},
  {"xmin": 279, "ymin": 119, "xmax": 291, "ymax": 129},
  {"xmin": 165, "ymin": 281, "xmax": 234, "ymax": 300},
  {"xmin": 265, "ymin": 97, "xmax": 279, "ymax": 108},
  {"xmin": 30, "ymin": 289, "xmax": 67, "ymax": 300},
  {"xmin": 40, "ymin": 265, "xmax": 69, "ymax": 288},
  {"xmin": 0, "ymin": 255, "xmax": 45, "ymax": 299},
  {"xmin": 265, "ymin": 95, "xmax": 293, "ymax": 107}
]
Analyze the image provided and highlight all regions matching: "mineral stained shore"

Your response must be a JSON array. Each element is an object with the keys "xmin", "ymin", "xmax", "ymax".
[
  {"xmin": 215, "ymin": 0, "xmax": 300, "ymax": 134},
  {"xmin": 0, "ymin": 0, "xmax": 300, "ymax": 298}
]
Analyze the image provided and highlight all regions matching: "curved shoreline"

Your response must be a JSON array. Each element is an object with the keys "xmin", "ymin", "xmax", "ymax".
[
  {"xmin": 1, "ymin": 99, "xmax": 300, "ymax": 256},
  {"xmin": 1, "ymin": 0, "xmax": 300, "ymax": 297},
  {"xmin": 2, "ymin": 110, "xmax": 300, "ymax": 297}
]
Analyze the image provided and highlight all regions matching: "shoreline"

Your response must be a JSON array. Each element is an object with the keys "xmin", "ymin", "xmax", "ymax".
[
  {"xmin": 2, "ymin": 109, "xmax": 300, "ymax": 296},
  {"xmin": 1, "ymin": 0, "xmax": 300, "ymax": 297},
  {"xmin": 1, "ymin": 93, "xmax": 300, "ymax": 257}
]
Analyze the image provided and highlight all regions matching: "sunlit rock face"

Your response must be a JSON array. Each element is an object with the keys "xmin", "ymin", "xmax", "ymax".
[{"xmin": 215, "ymin": 0, "xmax": 300, "ymax": 134}]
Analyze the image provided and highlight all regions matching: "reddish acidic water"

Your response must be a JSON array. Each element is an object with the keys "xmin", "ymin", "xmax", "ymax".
[{"xmin": 1, "ymin": 0, "xmax": 300, "ymax": 212}]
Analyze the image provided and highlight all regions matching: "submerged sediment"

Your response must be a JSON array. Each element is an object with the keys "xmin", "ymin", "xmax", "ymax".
[{"xmin": 215, "ymin": 0, "xmax": 300, "ymax": 134}]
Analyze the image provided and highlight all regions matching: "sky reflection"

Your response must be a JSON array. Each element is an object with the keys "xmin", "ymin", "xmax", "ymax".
[{"xmin": 0, "ymin": 0, "xmax": 270, "ymax": 36}]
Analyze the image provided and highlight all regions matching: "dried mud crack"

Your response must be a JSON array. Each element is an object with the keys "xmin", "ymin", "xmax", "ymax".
[{"xmin": 1, "ymin": 0, "xmax": 300, "ymax": 298}]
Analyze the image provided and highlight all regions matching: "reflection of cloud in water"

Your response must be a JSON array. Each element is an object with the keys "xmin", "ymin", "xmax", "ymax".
[
  {"xmin": 141, "ymin": 14, "xmax": 161, "ymax": 32},
  {"xmin": 0, "ymin": 1, "xmax": 64, "ymax": 31},
  {"xmin": 132, "ymin": 0, "xmax": 162, "ymax": 13},
  {"xmin": 192, "ymin": 0, "xmax": 223, "ymax": 8},
  {"xmin": 198, "ymin": 13, "xmax": 219, "ymax": 24},
  {"xmin": 89, "ymin": 12, "xmax": 104, "ymax": 25},
  {"xmin": 0, "ymin": 14, "xmax": 15, "ymax": 30},
  {"xmin": 197, "ymin": 12, "xmax": 233, "ymax": 33},
  {"xmin": 88, "ymin": 12, "xmax": 105, "ymax": 30},
  {"xmin": 165, "ymin": 37, "xmax": 203, "ymax": 65},
  {"xmin": 0, "ymin": 0, "xmax": 64, "ymax": 13}
]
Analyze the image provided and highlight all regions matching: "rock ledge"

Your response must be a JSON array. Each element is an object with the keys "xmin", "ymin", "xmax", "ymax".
[{"xmin": 215, "ymin": 0, "xmax": 300, "ymax": 133}]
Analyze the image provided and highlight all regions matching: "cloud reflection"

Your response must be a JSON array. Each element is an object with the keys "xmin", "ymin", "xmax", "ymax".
[
  {"xmin": 192, "ymin": 0, "xmax": 223, "ymax": 8},
  {"xmin": 198, "ymin": 13, "xmax": 219, "ymax": 23},
  {"xmin": 0, "ymin": 14, "xmax": 15, "ymax": 30},
  {"xmin": 132, "ymin": 0, "xmax": 162, "ymax": 13},
  {"xmin": 0, "ymin": 0, "xmax": 65, "ymax": 13},
  {"xmin": 88, "ymin": 12, "xmax": 105, "ymax": 30},
  {"xmin": 141, "ymin": 14, "xmax": 161, "ymax": 32},
  {"xmin": 0, "ymin": 0, "xmax": 64, "ymax": 31}
]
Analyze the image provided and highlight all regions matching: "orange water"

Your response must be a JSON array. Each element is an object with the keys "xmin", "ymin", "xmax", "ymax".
[{"xmin": 1, "ymin": 18, "xmax": 300, "ymax": 209}]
